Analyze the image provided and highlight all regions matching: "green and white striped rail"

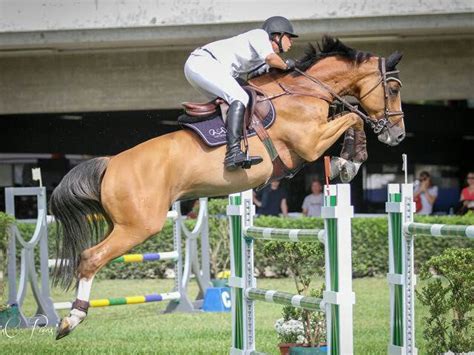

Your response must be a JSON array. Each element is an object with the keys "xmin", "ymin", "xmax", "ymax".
[
  {"xmin": 387, "ymin": 183, "xmax": 474, "ymax": 355},
  {"xmin": 243, "ymin": 226, "xmax": 325, "ymax": 243},
  {"xmin": 405, "ymin": 222, "xmax": 474, "ymax": 238},
  {"xmin": 245, "ymin": 288, "xmax": 323, "ymax": 312},
  {"xmin": 228, "ymin": 184, "xmax": 354, "ymax": 355}
]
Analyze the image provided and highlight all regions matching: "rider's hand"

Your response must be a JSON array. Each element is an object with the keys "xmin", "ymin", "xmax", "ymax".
[{"xmin": 285, "ymin": 59, "xmax": 296, "ymax": 71}]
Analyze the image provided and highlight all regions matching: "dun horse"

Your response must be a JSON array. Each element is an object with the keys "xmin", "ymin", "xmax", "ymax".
[{"xmin": 52, "ymin": 36, "xmax": 405, "ymax": 338}]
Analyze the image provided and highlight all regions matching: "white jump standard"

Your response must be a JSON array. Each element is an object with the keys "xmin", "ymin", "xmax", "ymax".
[
  {"xmin": 386, "ymin": 183, "xmax": 474, "ymax": 355},
  {"xmin": 228, "ymin": 184, "xmax": 355, "ymax": 355}
]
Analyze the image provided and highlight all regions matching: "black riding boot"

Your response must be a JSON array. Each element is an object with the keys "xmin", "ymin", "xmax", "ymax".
[{"xmin": 224, "ymin": 101, "xmax": 263, "ymax": 171}]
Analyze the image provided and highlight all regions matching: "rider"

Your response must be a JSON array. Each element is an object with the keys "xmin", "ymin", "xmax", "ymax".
[{"xmin": 184, "ymin": 16, "xmax": 298, "ymax": 171}]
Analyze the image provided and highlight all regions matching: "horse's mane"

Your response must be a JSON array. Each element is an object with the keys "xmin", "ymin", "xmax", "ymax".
[{"xmin": 296, "ymin": 35, "xmax": 373, "ymax": 72}]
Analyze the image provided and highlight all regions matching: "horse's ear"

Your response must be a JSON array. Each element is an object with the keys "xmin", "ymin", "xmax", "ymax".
[{"xmin": 386, "ymin": 51, "xmax": 403, "ymax": 70}]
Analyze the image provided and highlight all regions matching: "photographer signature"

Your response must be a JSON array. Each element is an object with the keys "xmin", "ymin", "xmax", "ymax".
[{"xmin": 1, "ymin": 315, "xmax": 54, "ymax": 338}]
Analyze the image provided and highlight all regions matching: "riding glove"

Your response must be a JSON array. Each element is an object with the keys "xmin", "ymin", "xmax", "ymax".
[{"xmin": 285, "ymin": 59, "xmax": 297, "ymax": 71}]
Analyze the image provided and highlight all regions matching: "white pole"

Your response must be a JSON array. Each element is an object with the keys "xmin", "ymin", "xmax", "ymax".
[
  {"xmin": 32, "ymin": 167, "xmax": 43, "ymax": 187},
  {"xmin": 402, "ymin": 154, "xmax": 408, "ymax": 184}
]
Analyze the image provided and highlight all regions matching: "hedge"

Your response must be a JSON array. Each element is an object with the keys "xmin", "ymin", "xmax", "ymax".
[{"xmin": 9, "ymin": 201, "xmax": 474, "ymax": 280}]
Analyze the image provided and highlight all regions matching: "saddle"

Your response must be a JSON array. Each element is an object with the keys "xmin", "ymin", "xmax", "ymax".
[
  {"xmin": 178, "ymin": 86, "xmax": 304, "ymax": 188},
  {"xmin": 182, "ymin": 99, "xmax": 224, "ymax": 117},
  {"xmin": 178, "ymin": 86, "xmax": 274, "ymax": 146}
]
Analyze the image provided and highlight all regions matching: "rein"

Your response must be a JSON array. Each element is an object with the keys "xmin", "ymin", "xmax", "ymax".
[
  {"xmin": 294, "ymin": 57, "xmax": 404, "ymax": 134},
  {"xmin": 246, "ymin": 57, "xmax": 404, "ymax": 188}
]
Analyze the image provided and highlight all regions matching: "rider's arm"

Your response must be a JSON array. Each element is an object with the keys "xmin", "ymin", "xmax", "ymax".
[
  {"xmin": 265, "ymin": 53, "xmax": 289, "ymax": 70},
  {"xmin": 280, "ymin": 198, "xmax": 288, "ymax": 217},
  {"xmin": 253, "ymin": 191, "xmax": 262, "ymax": 208}
]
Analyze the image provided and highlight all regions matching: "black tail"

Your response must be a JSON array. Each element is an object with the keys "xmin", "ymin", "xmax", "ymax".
[{"xmin": 50, "ymin": 157, "xmax": 111, "ymax": 290}]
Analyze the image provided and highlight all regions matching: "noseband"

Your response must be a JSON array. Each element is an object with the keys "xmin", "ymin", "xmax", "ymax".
[{"xmin": 294, "ymin": 57, "xmax": 404, "ymax": 134}]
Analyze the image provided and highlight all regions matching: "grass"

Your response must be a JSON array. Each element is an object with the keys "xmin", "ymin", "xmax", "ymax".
[{"xmin": 0, "ymin": 277, "xmax": 428, "ymax": 354}]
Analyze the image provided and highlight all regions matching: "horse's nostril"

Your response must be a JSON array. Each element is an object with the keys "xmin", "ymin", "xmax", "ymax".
[{"xmin": 397, "ymin": 133, "xmax": 406, "ymax": 142}]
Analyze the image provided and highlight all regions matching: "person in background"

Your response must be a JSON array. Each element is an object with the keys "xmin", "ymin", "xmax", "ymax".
[
  {"xmin": 414, "ymin": 171, "xmax": 438, "ymax": 215},
  {"xmin": 302, "ymin": 180, "xmax": 324, "ymax": 217},
  {"xmin": 459, "ymin": 171, "xmax": 474, "ymax": 214},
  {"xmin": 253, "ymin": 181, "xmax": 288, "ymax": 217}
]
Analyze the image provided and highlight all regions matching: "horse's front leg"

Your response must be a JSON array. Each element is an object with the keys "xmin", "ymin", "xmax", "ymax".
[
  {"xmin": 336, "ymin": 123, "xmax": 368, "ymax": 182},
  {"xmin": 325, "ymin": 114, "xmax": 366, "ymax": 182}
]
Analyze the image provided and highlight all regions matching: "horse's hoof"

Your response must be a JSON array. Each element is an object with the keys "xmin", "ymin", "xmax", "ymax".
[
  {"xmin": 340, "ymin": 161, "xmax": 362, "ymax": 183},
  {"xmin": 329, "ymin": 157, "xmax": 348, "ymax": 180},
  {"xmin": 55, "ymin": 309, "xmax": 86, "ymax": 340},
  {"xmin": 56, "ymin": 317, "xmax": 72, "ymax": 340}
]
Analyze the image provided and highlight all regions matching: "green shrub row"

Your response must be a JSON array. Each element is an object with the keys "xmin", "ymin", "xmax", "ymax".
[{"xmin": 10, "ymin": 200, "xmax": 474, "ymax": 280}]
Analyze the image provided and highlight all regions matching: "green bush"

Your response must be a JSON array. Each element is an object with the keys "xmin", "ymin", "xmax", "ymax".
[
  {"xmin": 417, "ymin": 247, "xmax": 474, "ymax": 354},
  {"xmin": 12, "ymin": 207, "xmax": 474, "ymax": 281},
  {"xmin": 0, "ymin": 212, "xmax": 15, "ymax": 305}
]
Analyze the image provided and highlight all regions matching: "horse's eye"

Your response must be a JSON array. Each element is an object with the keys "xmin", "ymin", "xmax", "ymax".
[{"xmin": 389, "ymin": 87, "xmax": 399, "ymax": 96}]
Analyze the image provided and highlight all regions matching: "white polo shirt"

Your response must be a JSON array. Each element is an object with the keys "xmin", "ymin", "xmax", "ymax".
[
  {"xmin": 202, "ymin": 29, "xmax": 274, "ymax": 77},
  {"xmin": 302, "ymin": 193, "xmax": 324, "ymax": 217},
  {"xmin": 415, "ymin": 185, "xmax": 438, "ymax": 215}
]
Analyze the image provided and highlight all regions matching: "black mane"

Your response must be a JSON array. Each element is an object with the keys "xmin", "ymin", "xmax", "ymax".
[{"xmin": 296, "ymin": 35, "xmax": 373, "ymax": 72}]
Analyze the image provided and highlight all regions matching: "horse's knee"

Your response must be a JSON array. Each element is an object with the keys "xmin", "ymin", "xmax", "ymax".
[{"xmin": 349, "ymin": 114, "xmax": 363, "ymax": 129}]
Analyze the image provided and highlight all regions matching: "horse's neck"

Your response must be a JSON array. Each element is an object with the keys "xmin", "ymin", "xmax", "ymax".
[
  {"xmin": 296, "ymin": 58, "xmax": 360, "ymax": 96},
  {"xmin": 250, "ymin": 58, "xmax": 365, "ymax": 168}
]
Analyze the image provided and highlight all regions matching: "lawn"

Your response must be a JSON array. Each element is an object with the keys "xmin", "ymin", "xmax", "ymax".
[{"xmin": 0, "ymin": 277, "xmax": 428, "ymax": 354}]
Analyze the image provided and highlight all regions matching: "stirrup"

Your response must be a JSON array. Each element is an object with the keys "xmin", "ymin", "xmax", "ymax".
[
  {"xmin": 224, "ymin": 150, "xmax": 263, "ymax": 171},
  {"xmin": 239, "ymin": 155, "xmax": 263, "ymax": 169}
]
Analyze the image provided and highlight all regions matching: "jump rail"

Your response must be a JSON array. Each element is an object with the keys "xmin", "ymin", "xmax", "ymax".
[{"xmin": 228, "ymin": 184, "xmax": 355, "ymax": 355}]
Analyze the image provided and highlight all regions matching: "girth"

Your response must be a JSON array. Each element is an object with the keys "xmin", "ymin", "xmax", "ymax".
[{"xmin": 243, "ymin": 86, "xmax": 305, "ymax": 189}]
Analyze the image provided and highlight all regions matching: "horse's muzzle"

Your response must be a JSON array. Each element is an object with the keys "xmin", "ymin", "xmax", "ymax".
[{"xmin": 377, "ymin": 127, "xmax": 406, "ymax": 146}]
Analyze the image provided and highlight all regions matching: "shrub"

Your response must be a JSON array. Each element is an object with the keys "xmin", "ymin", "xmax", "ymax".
[
  {"xmin": 417, "ymin": 247, "xmax": 474, "ymax": 354},
  {"xmin": 12, "ymin": 210, "xmax": 474, "ymax": 280},
  {"xmin": 0, "ymin": 212, "xmax": 15, "ymax": 305}
]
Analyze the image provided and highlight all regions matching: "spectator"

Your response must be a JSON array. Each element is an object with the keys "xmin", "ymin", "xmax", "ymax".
[
  {"xmin": 253, "ymin": 181, "xmax": 288, "ymax": 216},
  {"xmin": 302, "ymin": 180, "xmax": 324, "ymax": 217},
  {"xmin": 414, "ymin": 171, "xmax": 438, "ymax": 215},
  {"xmin": 459, "ymin": 171, "xmax": 474, "ymax": 214}
]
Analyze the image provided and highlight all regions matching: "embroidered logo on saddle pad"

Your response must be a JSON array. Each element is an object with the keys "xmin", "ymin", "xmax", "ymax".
[{"xmin": 178, "ymin": 104, "xmax": 275, "ymax": 147}]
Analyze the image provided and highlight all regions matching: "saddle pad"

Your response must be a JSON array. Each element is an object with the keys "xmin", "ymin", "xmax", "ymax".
[{"xmin": 178, "ymin": 104, "xmax": 275, "ymax": 147}]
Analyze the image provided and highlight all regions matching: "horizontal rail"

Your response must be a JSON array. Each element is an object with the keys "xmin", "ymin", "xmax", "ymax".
[
  {"xmin": 244, "ymin": 226, "xmax": 325, "ymax": 243},
  {"xmin": 54, "ymin": 292, "xmax": 181, "ymax": 309},
  {"xmin": 404, "ymin": 223, "xmax": 474, "ymax": 238},
  {"xmin": 111, "ymin": 251, "xmax": 179, "ymax": 263},
  {"xmin": 245, "ymin": 288, "xmax": 323, "ymax": 312},
  {"xmin": 49, "ymin": 251, "xmax": 179, "ymax": 268}
]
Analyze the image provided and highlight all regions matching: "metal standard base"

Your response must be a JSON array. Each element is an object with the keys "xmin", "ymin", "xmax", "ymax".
[
  {"xmin": 6, "ymin": 188, "xmax": 211, "ymax": 328},
  {"xmin": 6, "ymin": 187, "xmax": 59, "ymax": 328}
]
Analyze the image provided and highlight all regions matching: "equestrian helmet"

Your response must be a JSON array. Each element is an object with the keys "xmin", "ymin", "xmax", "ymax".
[{"xmin": 262, "ymin": 16, "xmax": 298, "ymax": 38}]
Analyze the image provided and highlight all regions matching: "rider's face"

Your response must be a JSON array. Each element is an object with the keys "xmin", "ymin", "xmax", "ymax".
[
  {"xmin": 281, "ymin": 34, "xmax": 293, "ymax": 52},
  {"xmin": 273, "ymin": 34, "xmax": 293, "ymax": 53}
]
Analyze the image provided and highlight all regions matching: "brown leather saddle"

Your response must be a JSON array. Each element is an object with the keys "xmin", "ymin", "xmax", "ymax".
[
  {"xmin": 180, "ymin": 86, "xmax": 304, "ymax": 188},
  {"xmin": 182, "ymin": 99, "xmax": 224, "ymax": 117}
]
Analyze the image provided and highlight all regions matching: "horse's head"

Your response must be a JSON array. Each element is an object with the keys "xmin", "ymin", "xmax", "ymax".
[
  {"xmin": 357, "ymin": 52, "xmax": 405, "ymax": 146},
  {"xmin": 289, "ymin": 37, "xmax": 406, "ymax": 146}
]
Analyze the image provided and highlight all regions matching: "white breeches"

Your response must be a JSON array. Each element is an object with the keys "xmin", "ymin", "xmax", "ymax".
[{"xmin": 184, "ymin": 51, "xmax": 249, "ymax": 107}]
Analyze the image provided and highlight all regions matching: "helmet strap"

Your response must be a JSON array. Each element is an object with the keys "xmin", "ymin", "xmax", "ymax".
[{"xmin": 272, "ymin": 34, "xmax": 285, "ymax": 53}]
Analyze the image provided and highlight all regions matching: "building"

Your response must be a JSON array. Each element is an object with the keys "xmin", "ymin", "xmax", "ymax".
[{"xmin": 1, "ymin": 0, "xmax": 473, "ymax": 214}]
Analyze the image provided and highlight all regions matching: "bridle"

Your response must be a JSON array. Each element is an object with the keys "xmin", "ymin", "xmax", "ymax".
[{"xmin": 294, "ymin": 57, "xmax": 404, "ymax": 134}]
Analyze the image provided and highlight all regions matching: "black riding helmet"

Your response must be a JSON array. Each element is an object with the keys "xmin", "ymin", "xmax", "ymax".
[{"xmin": 261, "ymin": 16, "xmax": 298, "ymax": 52}]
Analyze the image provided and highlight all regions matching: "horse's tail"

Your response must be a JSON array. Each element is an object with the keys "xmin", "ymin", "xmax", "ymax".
[{"xmin": 50, "ymin": 156, "xmax": 111, "ymax": 290}]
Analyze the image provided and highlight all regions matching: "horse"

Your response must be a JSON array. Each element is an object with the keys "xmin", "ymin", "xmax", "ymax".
[{"xmin": 52, "ymin": 36, "xmax": 405, "ymax": 339}]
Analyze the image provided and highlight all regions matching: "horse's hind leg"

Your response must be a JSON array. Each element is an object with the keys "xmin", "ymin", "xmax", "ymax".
[{"xmin": 56, "ymin": 218, "xmax": 167, "ymax": 339}]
